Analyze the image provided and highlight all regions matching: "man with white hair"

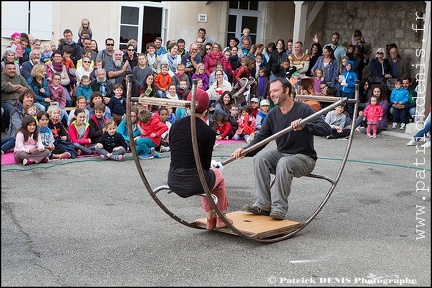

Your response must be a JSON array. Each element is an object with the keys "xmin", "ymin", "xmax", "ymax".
[
  {"xmin": 104, "ymin": 49, "xmax": 131, "ymax": 85},
  {"xmin": 90, "ymin": 68, "xmax": 114, "ymax": 104},
  {"xmin": 21, "ymin": 49, "xmax": 43, "ymax": 80}
]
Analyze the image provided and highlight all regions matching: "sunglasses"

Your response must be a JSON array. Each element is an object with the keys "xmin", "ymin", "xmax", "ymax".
[
  {"xmin": 106, "ymin": 43, "xmax": 114, "ymax": 46},
  {"xmin": 206, "ymin": 48, "xmax": 212, "ymax": 50},
  {"xmin": 128, "ymin": 49, "xmax": 134, "ymax": 51},
  {"xmin": 376, "ymin": 52, "xmax": 384, "ymax": 55},
  {"xmin": 83, "ymin": 61, "xmax": 91, "ymax": 63}
]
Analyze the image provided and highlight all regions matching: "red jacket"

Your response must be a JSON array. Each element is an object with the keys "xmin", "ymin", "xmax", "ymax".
[
  {"xmin": 138, "ymin": 114, "xmax": 168, "ymax": 146},
  {"xmin": 68, "ymin": 121, "xmax": 91, "ymax": 146},
  {"xmin": 215, "ymin": 121, "xmax": 233, "ymax": 139}
]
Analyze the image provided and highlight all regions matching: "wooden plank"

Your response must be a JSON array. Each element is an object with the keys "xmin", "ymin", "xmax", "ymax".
[
  {"xmin": 130, "ymin": 97, "xmax": 192, "ymax": 108},
  {"xmin": 195, "ymin": 211, "xmax": 302, "ymax": 239}
]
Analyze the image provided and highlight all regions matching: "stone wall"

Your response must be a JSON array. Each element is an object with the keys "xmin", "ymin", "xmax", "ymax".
[{"xmin": 308, "ymin": 1, "xmax": 427, "ymax": 80}]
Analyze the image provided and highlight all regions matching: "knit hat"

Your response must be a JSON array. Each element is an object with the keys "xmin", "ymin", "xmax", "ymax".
[
  {"xmin": 11, "ymin": 32, "xmax": 21, "ymax": 39},
  {"xmin": 187, "ymin": 89, "xmax": 210, "ymax": 113}
]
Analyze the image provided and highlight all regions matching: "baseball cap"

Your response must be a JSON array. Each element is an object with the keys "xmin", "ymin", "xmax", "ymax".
[
  {"xmin": 260, "ymin": 99, "xmax": 270, "ymax": 106},
  {"xmin": 250, "ymin": 97, "xmax": 259, "ymax": 103}
]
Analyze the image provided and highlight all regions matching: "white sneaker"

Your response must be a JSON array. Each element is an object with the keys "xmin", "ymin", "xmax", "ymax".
[
  {"xmin": 392, "ymin": 122, "xmax": 397, "ymax": 129},
  {"xmin": 160, "ymin": 146, "xmax": 170, "ymax": 153},
  {"xmin": 406, "ymin": 139, "xmax": 416, "ymax": 146},
  {"xmin": 246, "ymin": 132, "xmax": 255, "ymax": 144},
  {"xmin": 421, "ymin": 141, "xmax": 431, "ymax": 148},
  {"xmin": 400, "ymin": 123, "xmax": 406, "ymax": 130}
]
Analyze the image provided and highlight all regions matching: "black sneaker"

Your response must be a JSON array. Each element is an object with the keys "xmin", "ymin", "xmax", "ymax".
[{"xmin": 244, "ymin": 204, "xmax": 270, "ymax": 216}]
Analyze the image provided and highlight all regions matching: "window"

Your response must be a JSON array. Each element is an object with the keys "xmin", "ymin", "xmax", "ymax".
[
  {"xmin": 119, "ymin": 2, "xmax": 167, "ymax": 52},
  {"xmin": 1, "ymin": 1, "xmax": 53, "ymax": 40},
  {"xmin": 227, "ymin": 1, "xmax": 261, "ymax": 45}
]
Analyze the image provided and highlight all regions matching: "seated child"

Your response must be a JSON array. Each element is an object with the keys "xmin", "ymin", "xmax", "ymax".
[
  {"xmin": 136, "ymin": 108, "xmax": 168, "ymax": 159},
  {"xmin": 117, "ymin": 105, "xmax": 141, "ymax": 150},
  {"xmin": 233, "ymin": 105, "xmax": 256, "ymax": 143},
  {"xmin": 158, "ymin": 106, "xmax": 172, "ymax": 152},
  {"xmin": 214, "ymin": 113, "xmax": 234, "ymax": 140},
  {"xmin": 68, "ymin": 108, "xmax": 94, "ymax": 155},
  {"xmin": 68, "ymin": 96, "xmax": 90, "ymax": 126},
  {"xmin": 14, "ymin": 115, "xmax": 51, "ymax": 165},
  {"xmin": 228, "ymin": 104, "xmax": 239, "ymax": 132},
  {"xmin": 36, "ymin": 111, "xmax": 56, "ymax": 158},
  {"xmin": 255, "ymin": 99, "xmax": 270, "ymax": 132},
  {"xmin": 89, "ymin": 102, "xmax": 107, "ymax": 145},
  {"xmin": 108, "ymin": 83, "xmax": 126, "ymax": 126},
  {"xmin": 324, "ymin": 104, "xmax": 351, "ymax": 139},
  {"xmin": 76, "ymin": 75, "xmax": 93, "ymax": 103},
  {"xmin": 95, "ymin": 119, "xmax": 128, "ymax": 161},
  {"xmin": 47, "ymin": 105, "xmax": 77, "ymax": 159}
]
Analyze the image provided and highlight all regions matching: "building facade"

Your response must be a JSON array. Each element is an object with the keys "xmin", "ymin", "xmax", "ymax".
[{"xmin": 1, "ymin": 1, "xmax": 430, "ymax": 115}]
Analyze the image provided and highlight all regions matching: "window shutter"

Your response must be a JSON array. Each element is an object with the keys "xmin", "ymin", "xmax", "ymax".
[
  {"xmin": 1, "ymin": 1, "xmax": 28, "ymax": 38},
  {"xmin": 29, "ymin": 1, "xmax": 53, "ymax": 40}
]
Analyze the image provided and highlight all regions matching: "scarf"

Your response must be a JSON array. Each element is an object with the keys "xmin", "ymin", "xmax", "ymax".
[
  {"xmin": 167, "ymin": 53, "xmax": 177, "ymax": 73},
  {"xmin": 52, "ymin": 61, "xmax": 63, "ymax": 72},
  {"xmin": 209, "ymin": 51, "xmax": 223, "ymax": 63}
]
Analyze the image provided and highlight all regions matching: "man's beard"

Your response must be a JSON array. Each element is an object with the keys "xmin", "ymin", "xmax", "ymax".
[{"xmin": 113, "ymin": 59, "xmax": 122, "ymax": 68}]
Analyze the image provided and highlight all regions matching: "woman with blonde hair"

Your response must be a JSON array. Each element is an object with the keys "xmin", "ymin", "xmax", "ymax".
[{"xmin": 27, "ymin": 64, "xmax": 51, "ymax": 110}]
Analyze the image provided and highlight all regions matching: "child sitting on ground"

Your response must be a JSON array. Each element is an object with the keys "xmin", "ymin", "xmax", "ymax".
[
  {"xmin": 14, "ymin": 115, "xmax": 51, "ymax": 165},
  {"xmin": 214, "ymin": 113, "xmax": 234, "ymax": 140},
  {"xmin": 233, "ymin": 105, "xmax": 256, "ymax": 143},
  {"xmin": 325, "ymin": 104, "xmax": 351, "ymax": 139},
  {"xmin": 136, "ymin": 108, "xmax": 168, "ymax": 159},
  {"xmin": 36, "ymin": 111, "xmax": 56, "ymax": 159},
  {"xmin": 68, "ymin": 108, "xmax": 94, "ymax": 155},
  {"xmin": 158, "ymin": 106, "xmax": 172, "ymax": 153},
  {"xmin": 89, "ymin": 102, "xmax": 107, "ymax": 145},
  {"xmin": 95, "ymin": 119, "xmax": 128, "ymax": 161}
]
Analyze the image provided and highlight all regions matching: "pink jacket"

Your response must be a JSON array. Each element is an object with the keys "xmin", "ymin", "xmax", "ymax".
[{"xmin": 363, "ymin": 104, "xmax": 384, "ymax": 123}]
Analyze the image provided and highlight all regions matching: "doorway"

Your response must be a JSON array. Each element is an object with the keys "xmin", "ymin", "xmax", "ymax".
[{"xmin": 119, "ymin": 3, "xmax": 165, "ymax": 53}]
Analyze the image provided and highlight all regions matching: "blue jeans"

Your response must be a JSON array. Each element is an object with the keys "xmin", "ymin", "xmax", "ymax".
[
  {"xmin": 413, "ymin": 112, "xmax": 431, "ymax": 141},
  {"xmin": 1, "ymin": 137, "xmax": 15, "ymax": 153},
  {"xmin": 1, "ymin": 103, "xmax": 14, "ymax": 131},
  {"xmin": 390, "ymin": 107, "xmax": 407, "ymax": 123}
]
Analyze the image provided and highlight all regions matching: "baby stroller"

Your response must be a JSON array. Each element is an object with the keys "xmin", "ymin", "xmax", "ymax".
[{"xmin": 231, "ymin": 77, "xmax": 256, "ymax": 105}]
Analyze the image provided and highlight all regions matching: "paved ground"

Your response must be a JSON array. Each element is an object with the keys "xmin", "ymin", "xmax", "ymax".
[{"xmin": 1, "ymin": 128, "xmax": 430, "ymax": 286}]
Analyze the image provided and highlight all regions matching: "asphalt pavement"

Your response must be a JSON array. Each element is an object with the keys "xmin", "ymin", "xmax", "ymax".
[{"xmin": 1, "ymin": 129, "xmax": 430, "ymax": 287}]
